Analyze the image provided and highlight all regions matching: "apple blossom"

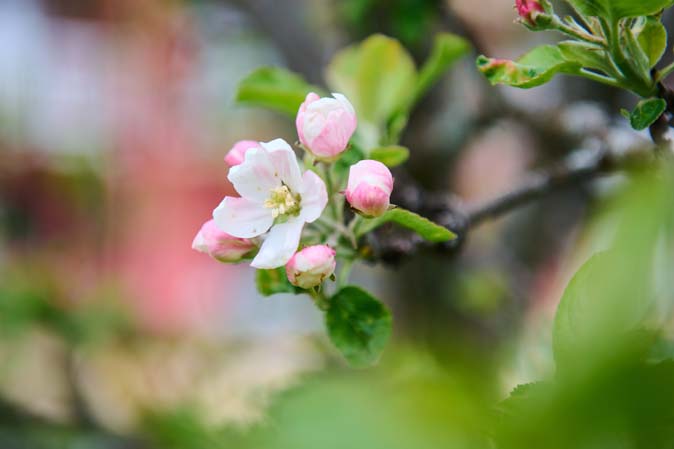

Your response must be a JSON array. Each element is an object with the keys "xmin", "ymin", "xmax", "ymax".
[
  {"xmin": 296, "ymin": 92, "xmax": 357, "ymax": 160},
  {"xmin": 225, "ymin": 140, "xmax": 260, "ymax": 167},
  {"xmin": 213, "ymin": 138, "xmax": 328, "ymax": 269},
  {"xmin": 192, "ymin": 219, "xmax": 256, "ymax": 263},
  {"xmin": 345, "ymin": 160, "xmax": 394, "ymax": 218},
  {"xmin": 285, "ymin": 245, "xmax": 336, "ymax": 289}
]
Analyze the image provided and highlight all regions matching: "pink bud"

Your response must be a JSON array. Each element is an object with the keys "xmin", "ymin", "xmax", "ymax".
[
  {"xmin": 225, "ymin": 140, "xmax": 260, "ymax": 167},
  {"xmin": 296, "ymin": 92, "xmax": 357, "ymax": 160},
  {"xmin": 192, "ymin": 219, "xmax": 256, "ymax": 263},
  {"xmin": 516, "ymin": 0, "xmax": 544, "ymax": 25},
  {"xmin": 285, "ymin": 245, "xmax": 336, "ymax": 289},
  {"xmin": 345, "ymin": 160, "xmax": 393, "ymax": 218}
]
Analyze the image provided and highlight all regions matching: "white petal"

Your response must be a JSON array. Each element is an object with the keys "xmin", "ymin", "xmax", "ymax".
[
  {"xmin": 251, "ymin": 219, "xmax": 305, "ymax": 269},
  {"xmin": 302, "ymin": 112, "xmax": 327, "ymax": 146},
  {"xmin": 228, "ymin": 147, "xmax": 280, "ymax": 202},
  {"xmin": 261, "ymin": 138, "xmax": 302, "ymax": 192},
  {"xmin": 332, "ymin": 93, "xmax": 356, "ymax": 116},
  {"xmin": 213, "ymin": 196, "xmax": 273, "ymax": 238},
  {"xmin": 307, "ymin": 97, "xmax": 340, "ymax": 114},
  {"xmin": 298, "ymin": 170, "xmax": 328, "ymax": 223}
]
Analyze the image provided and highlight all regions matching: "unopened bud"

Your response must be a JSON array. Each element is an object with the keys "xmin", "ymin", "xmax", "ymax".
[
  {"xmin": 192, "ymin": 219, "xmax": 256, "ymax": 263},
  {"xmin": 285, "ymin": 245, "xmax": 336, "ymax": 289},
  {"xmin": 345, "ymin": 160, "xmax": 393, "ymax": 218}
]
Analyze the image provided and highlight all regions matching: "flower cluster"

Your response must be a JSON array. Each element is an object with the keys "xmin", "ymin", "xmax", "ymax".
[{"xmin": 193, "ymin": 92, "xmax": 393, "ymax": 290}]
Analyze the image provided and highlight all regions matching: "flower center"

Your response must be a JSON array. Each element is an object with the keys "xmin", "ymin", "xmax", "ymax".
[{"xmin": 264, "ymin": 185, "xmax": 301, "ymax": 219}]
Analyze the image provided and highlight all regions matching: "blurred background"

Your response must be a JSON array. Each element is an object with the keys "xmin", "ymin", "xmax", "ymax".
[{"xmin": 1, "ymin": 0, "xmax": 673, "ymax": 448}]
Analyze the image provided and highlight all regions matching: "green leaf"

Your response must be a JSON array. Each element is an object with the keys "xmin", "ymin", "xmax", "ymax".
[
  {"xmin": 621, "ymin": 25, "xmax": 653, "ymax": 83},
  {"xmin": 557, "ymin": 41, "xmax": 612, "ymax": 73},
  {"xmin": 255, "ymin": 268, "xmax": 301, "ymax": 296},
  {"xmin": 357, "ymin": 208, "xmax": 457, "ymax": 243},
  {"xmin": 628, "ymin": 97, "xmax": 666, "ymax": 130},
  {"xmin": 496, "ymin": 382, "xmax": 550, "ymax": 416},
  {"xmin": 552, "ymin": 252, "xmax": 652, "ymax": 369},
  {"xmin": 326, "ymin": 286, "xmax": 392, "ymax": 367},
  {"xmin": 369, "ymin": 145, "xmax": 410, "ymax": 167},
  {"xmin": 635, "ymin": 17, "xmax": 668, "ymax": 67},
  {"xmin": 416, "ymin": 33, "xmax": 471, "ymax": 99},
  {"xmin": 326, "ymin": 34, "xmax": 417, "ymax": 133},
  {"xmin": 235, "ymin": 67, "xmax": 322, "ymax": 117},
  {"xmin": 477, "ymin": 45, "xmax": 581, "ymax": 89},
  {"xmin": 552, "ymin": 170, "xmax": 674, "ymax": 369},
  {"xmin": 565, "ymin": 0, "xmax": 674, "ymax": 19}
]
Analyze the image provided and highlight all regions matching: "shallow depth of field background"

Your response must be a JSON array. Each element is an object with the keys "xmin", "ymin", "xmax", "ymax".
[{"xmin": 1, "ymin": 1, "xmax": 672, "ymax": 448}]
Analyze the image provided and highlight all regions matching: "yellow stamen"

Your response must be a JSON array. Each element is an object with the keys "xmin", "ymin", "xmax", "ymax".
[{"xmin": 264, "ymin": 185, "xmax": 301, "ymax": 219}]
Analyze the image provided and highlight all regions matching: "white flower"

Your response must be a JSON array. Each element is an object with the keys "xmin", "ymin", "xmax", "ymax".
[{"xmin": 213, "ymin": 138, "xmax": 328, "ymax": 269}]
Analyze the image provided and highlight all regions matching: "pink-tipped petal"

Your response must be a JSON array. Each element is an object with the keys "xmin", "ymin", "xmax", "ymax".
[
  {"xmin": 251, "ymin": 219, "xmax": 305, "ymax": 269},
  {"xmin": 345, "ymin": 160, "xmax": 394, "ymax": 218},
  {"xmin": 332, "ymin": 93, "xmax": 356, "ymax": 117},
  {"xmin": 228, "ymin": 147, "xmax": 281, "ymax": 202},
  {"xmin": 261, "ymin": 138, "xmax": 303, "ymax": 193},
  {"xmin": 225, "ymin": 140, "xmax": 259, "ymax": 167},
  {"xmin": 296, "ymin": 92, "xmax": 357, "ymax": 160},
  {"xmin": 347, "ymin": 159, "xmax": 393, "ymax": 194},
  {"xmin": 298, "ymin": 170, "xmax": 328, "ymax": 223},
  {"xmin": 213, "ymin": 196, "xmax": 273, "ymax": 238},
  {"xmin": 296, "ymin": 92, "xmax": 321, "ymax": 146},
  {"xmin": 345, "ymin": 183, "xmax": 390, "ymax": 217},
  {"xmin": 192, "ymin": 219, "xmax": 256, "ymax": 263},
  {"xmin": 285, "ymin": 245, "xmax": 336, "ymax": 289}
]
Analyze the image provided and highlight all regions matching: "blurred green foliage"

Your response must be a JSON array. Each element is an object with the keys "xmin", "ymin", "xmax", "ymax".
[
  {"xmin": 338, "ymin": 0, "xmax": 442, "ymax": 48},
  {"xmin": 0, "ymin": 267, "xmax": 133, "ymax": 346}
]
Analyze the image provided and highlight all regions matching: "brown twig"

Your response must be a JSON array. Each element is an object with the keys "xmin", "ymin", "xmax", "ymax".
[
  {"xmin": 364, "ymin": 145, "xmax": 655, "ymax": 263},
  {"xmin": 465, "ymin": 149, "xmax": 615, "ymax": 226}
]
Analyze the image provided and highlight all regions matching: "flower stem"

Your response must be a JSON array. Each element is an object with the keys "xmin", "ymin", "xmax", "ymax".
[
  {"xmin": 337, "ymin": 259, "xmax": 354, "ymax": 289},
  {"xmin": 348, "ymin": 215, "xmax": 362, "ymax": 238},
  {"xmin": 599, "ymin": 18, "xmax": 655, "ymax": 97},
  {"xmin": 552, "ymin": 16, "xmax": 605, "ymax": 46},
  {"xmin": 303, "ymin": 151, "xmax": 316, "ymax": 170},
  {"xmin": 318, "ymin": 216, "xmax": 357, "ymax": 248},
  {"xmin": 321, "ymin": 163, "xmax": 340, "ymax": 221},
  {"xmin": 308, "ymin": 288, "xmax": 329, "ymax": 311},
  {"xmin": 577, "ymin": 69, "xmax": 622, "ymax": 89},
  {"xmin": 656, "ymin": 62, "xmax": 674, "ymax": 82}
]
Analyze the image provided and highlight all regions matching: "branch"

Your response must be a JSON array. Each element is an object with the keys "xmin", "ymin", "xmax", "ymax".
[
  {"xmin": 0, "ymin": 396, "xmax": 146, "ymax": 449},
  {"xmin": 364, "ymin": 145, "xmax": 655, "ymax": 263},
  {"xmin": 466, "ymin": 148, "xmax": 615, "ymax": 226}
]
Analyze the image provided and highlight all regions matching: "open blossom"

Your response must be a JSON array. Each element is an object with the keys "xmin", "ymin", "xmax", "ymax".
[
  {"xmin": 345, "ymin": 160, "xmax": 393, "ymax": 218},
  {"xmin": 213, "ymin": 138, "xmax": 327, "ymax": 269},
  {"xmin": 296, "ymin": 92, "xmax": 357, "ymax": 160},
  {"xmin": 192, "ymin": 219, "xmax": 256, "ymax": 263},
  {"xmin": 516, "ymin": 0, "xmax": 543, "ymax": 25},
  {"xmin": 225, "ymin": 140, "xmax": 260, "ymax": 166},
  {"xmin": 286, "ymin": 245, "xmax": 336, "ymax": 289}
]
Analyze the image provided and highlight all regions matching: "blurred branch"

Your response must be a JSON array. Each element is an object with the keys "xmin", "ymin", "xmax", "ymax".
[
  {"xmin": 65, "ymin": 350, "xmax": 98, "ymax": 430},
  {"xmin": 0, "ymin": 396, "xmax": 146, "ymax": 449},
  {"xmin": 465, "ymin": 148, "xmax": 618, "ymax": 226},
  {"xmin": 365, "ymin": 145, "xmax": 656, "ymax": 263}
]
